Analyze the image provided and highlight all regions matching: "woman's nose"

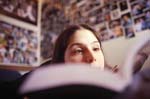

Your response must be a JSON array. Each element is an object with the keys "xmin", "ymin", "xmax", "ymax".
[{"xmin": 85, "ymin": 50, "xmax": 95, "ymax": 63}]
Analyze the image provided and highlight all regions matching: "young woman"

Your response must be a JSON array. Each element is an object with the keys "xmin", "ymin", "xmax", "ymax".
[{"xmin": 51, "ymin": 24, "xmax": 114, "ymax": 71}]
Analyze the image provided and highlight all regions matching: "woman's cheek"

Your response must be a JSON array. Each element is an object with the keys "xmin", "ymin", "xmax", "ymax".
[{"xmin": 68, "ymin": 55, "xmax": 83, "ymax": 63}]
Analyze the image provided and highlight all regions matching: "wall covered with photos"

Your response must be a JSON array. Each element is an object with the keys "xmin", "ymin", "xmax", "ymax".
[
  {"xmin": 41, "ymin": 0, "xmax": 150, "ymax": 61},
  {"xmin": 0, "ymin": 0, "xmax": 149, "ymax": 67},
  {"xmin": 0, "ymin": 0, "xmax": 39, "ymax": 66}
]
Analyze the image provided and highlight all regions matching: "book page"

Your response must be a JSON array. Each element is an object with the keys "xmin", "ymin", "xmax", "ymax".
[
  {"xmin": 19, "ymin": 63, "xmax": 130, "ymax": 95},
  {"xmin": 120, "ymin": 34, "xmax": 150, "ymax": 81}
]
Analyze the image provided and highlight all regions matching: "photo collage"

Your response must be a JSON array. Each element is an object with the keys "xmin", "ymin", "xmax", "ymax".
[
  {"xmin": 0, "ymin": 0, "xmax": 38, "ymax": 25},
  {"xmin": 97, "ymin": 0, "xmax": 150, "ymax": 41},
  {"xmin": 0, "ymin": 0, "xmax": 38, "ymax": 66},
  {"xmin": 40, "ymin": 0, "xmax": 150, "ymax": 61}
]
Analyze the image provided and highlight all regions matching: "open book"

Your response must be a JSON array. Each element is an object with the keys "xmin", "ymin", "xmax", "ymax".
[{"xmin": 18, "ymin": 37, "xmax": 150, "ymax": 98}]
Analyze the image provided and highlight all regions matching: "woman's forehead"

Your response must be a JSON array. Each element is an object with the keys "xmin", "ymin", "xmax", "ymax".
[
  {"xmin": 67, "ymin": 29, "xmax": 99, "ymax": 47},
  {"xmin": 69, "ymin": 29, "xmax": 98, "ymax": 41}
]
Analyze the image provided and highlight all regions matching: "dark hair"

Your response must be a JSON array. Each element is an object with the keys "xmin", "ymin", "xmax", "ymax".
[{"xmin": 51, "ymin": 24, "xmax": 102, "ymax": 64}]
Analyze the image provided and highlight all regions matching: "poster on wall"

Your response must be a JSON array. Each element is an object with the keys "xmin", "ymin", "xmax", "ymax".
[
  {"xmin": 0, "ymin": 0, "xmax": 38, "ymax": 25},
  {"xmin": 0, "ymin": 21, "xmax": 38, "ymax": 66}
]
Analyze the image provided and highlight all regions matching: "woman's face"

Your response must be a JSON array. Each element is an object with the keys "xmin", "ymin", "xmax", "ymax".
[{"xmin": 64, "ymin": 29, "xmax": 104, "ymax": 70}]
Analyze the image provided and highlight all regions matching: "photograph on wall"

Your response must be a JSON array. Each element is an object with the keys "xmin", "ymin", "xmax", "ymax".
[
  {"xmin": 103, "ymin": 0, "xmax": 118, "ymax": 6},
  {"xmin": 104, "ymin": 12, "xmax": 111, "ymax": 22},
  {"xmin": 103, "ymin": 0, "xmax": 110, "ymax": 5},
  {"xmin": 109, "ymin": 1, "xmax": 118, "ymax": 10},
  {"xmin": 134, "ymin": 15, "xmax": 147, "ymax": 32},
  {"xmin": 0, "ymin": 0, "xmax": 38, "ymax": 25},
  {"xmin": 110, "ymin": 9, "xmax": 120, "ymax": 20},
  {"xmin": 145, "ymin": 0, "xmax": 150, "ymax": 9},
  {"xmin": 99, "ymin": 26, "xmax": 110, "ymax": 42},
  {"xmin": 144, "ymin": 9, "xmax": 150, "ymax": 29},
  {"xmin": 95, "ymin": 13, "xmax": 105, "ymax": 24},
  {"xmin": 119, "ymin": 0, "xmax": 128, "ymax": 11},
  {"xmin": 129, "ymin": 0, "xmax": 137, "ymax": 3},
  {"xmin": 109, "ymin": 18, "xmax": 124, "ymax": 38},
  {"xmin": 99, "ymin": 30, "xmax": 111, "ymax": 42},
  {"xmin": 121, "ymin": 12, "xmax": 133, "ymax": 27},
  {"xmin": 98, "ymin": 23, "xmax": 112, "ymax": 42},
  {"xmin": 124, "ymin": 26, "xmax": 135, "ymax": 38},
  {"xmin": 101, "ymin": 5, "xmax": 110, "ymax": 15},
  {"xmin": 89, "ymin": 0, "xmax": 102, "ymax": 8},
  {"xmin": 87, "ymin": 7, "xmax": 103, "ymax": 25},
  {"xmin": 130, "ymin": 1, "xmax": 145, "ymax": 16},
  {"xmin": 0, "ymin": 21, "xmax": 38, "ymax": 65}
]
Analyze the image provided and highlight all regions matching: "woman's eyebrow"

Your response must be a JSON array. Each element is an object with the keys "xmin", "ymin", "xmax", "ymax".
[
  {"xmin": 68, "ymin": 43, "xmax": 82, "ymax": 49},
  {"xmin": 91, "ymin": 41, "xmax": 99, "ymax": 44},
  {"xmin": 68, "ymin": 41, "xmax": 100, "ymax": 48}
]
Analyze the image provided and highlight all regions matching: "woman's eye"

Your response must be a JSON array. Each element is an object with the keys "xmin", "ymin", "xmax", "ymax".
[
  {"xmin": 73, "ymin": 49, "xmax": 83, "ymax": 54},
  {"xmin": 93, "ymin": 47, "xmax": 100, "ymax": 51}
]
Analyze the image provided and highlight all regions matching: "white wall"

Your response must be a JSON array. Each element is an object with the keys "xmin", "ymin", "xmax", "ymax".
[{"xmin": 102, "ymin": 30, "xmax": 150, "ymax": 69}]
